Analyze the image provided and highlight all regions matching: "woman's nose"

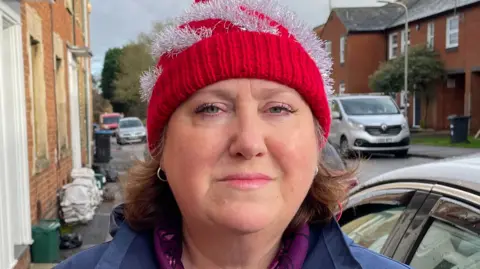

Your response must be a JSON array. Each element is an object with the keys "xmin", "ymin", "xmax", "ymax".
[{"xmin": 228, "ymin": 112, "xmax": 268, "ymax": 160}]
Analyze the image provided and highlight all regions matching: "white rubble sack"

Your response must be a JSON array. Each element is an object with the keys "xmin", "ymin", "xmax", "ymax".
[{"xmin": 60, "ymin": 168, "xmax": 103, "ymax": 224}]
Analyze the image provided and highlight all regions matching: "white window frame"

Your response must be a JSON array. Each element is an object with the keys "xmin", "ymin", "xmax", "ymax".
[
  {"xmin": 401, "ymin": 29, "xmax": 411, "ymax": 54},
  {"xmin": 388, "ymin": 33, "xmax": 398, "ymax": 59},
  {"xmin": 339, "ymin": 82, "xmax": 346, "ymax": 94},
  {"xmin": 340, "ymin": 36, "xmax": 345, "ymax": 64},
  {"xmin": 325, "ymin": 40, "xmax": 332, "ymax": 55},
  {"xmin": 0, "ymin": 2, "xmax": 33, "ymax": 269},
  {"xmin": 446, "ymin": 15, "xmax": 459, "ymax": 49},
  {"xmin": 427, "ymin": 22, "xmax": 435, "ymax": 50}
]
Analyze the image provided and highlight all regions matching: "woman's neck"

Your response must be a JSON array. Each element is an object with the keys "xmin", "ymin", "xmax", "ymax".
[{"xmin": 181, "ymin": 222, "xmax": 283, "ymax": 269}]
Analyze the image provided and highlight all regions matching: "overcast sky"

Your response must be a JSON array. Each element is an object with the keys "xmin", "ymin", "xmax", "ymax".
[{"xmin": 90, "ymin": 0, "xmax": 384, "ymax": 75}]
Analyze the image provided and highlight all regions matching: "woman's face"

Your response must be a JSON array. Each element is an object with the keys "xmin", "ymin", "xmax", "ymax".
[{"xmin": 162, "ymin": 79, "xmax": 319, "ymax": 233}]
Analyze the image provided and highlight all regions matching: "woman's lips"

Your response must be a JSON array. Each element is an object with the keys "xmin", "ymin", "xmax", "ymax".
[{"xmin": 219, "ymin": 173, "xmax": 273, "ymax": 190}]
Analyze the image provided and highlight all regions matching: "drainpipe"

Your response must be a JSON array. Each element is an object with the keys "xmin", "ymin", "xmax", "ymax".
[
  {"xmin": 72, "ymin": 0, "xmax": 76, "ymax": 45},
  {"xmin": 50, "ymin": 1, "xmax": 64, "ymax": 193},
  {"xmin": 82, "ymin": 0, "xmax": 92, "ymax": 167}
]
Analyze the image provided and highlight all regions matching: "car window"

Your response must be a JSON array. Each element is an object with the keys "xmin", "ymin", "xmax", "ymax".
[
  {"xmin": 119, "ymin": 119, "xmax": 143, "ymax": 128},
  {"xmin": 339, "ymin": 97, "xmax": 400, "ymax": 115},
  {"xmin": 342, "ymin": 206, "xmax": 406, "ymax": 253},
  {"xmin": 410, "ymin": 220, "xmax": 480, "ymax": 269}
]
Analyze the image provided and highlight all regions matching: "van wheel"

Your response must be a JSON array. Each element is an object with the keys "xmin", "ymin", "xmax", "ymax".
[{"xmin": 340, "ymin": 137, "xmax": 350, "ymax": 158}]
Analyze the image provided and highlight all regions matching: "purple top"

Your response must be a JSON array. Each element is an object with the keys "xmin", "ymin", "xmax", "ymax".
[{"xmin": 153, "ymin": 222, "xmax": 310, "ymax": 269}]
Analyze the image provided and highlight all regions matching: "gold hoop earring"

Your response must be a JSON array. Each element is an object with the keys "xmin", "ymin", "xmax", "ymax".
[{"xmin": 157, "ymin": 167, "xmax": 167, "ymax": 182}]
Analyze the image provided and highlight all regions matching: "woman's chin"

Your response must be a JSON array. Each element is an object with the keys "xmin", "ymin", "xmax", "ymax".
[{"xmin": 207, "ymin": 203, "xmax": 281, "ymax": 234}]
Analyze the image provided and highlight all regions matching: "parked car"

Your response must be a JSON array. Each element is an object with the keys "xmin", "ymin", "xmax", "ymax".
[
  {"xmin": 100, "ymin": 112, "xmax": 123, "ymax": 136},
  {"xmin": 328, "ymin": 94, "xmax": 410, "ymax": 158},
  {"xmin": 339, "ymin": 153, "xmax": 480, "ymax": 269},
  {"xmin": 115, "ymin": 117, "xmax": 147, "ymax": 145}
]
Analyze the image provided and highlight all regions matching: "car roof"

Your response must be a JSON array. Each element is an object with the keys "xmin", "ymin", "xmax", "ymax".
[
  {"xmin": 332, "ymin": 95, "xmax": 392, "ymax": 100},
  {"xmin": 120, "ymin": 117, "xmax": 141, "ymax": 121},
  {"xmin": 353, "ymin": 153, "xmax": 480, "ymax": 193}
]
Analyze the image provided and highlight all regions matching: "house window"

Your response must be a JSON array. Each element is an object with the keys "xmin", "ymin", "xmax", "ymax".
[
  {"xmin": 389, "ymin": 33, "xmax": 398, "ymax": 59},
  {"xmin": 446, "ymin": 15, "xmax": 459, "ymax": 48},
  {"xmin": 427, "ymin": 22, "xmax": 435, "ymax": 50},
  {"xmin": 325, "ymin": 40, "xmax": 332, "ymax": 55},
  {"xmin": 55, "ymin": 57, "xmax": 69, "ymax": 157},
  {"xmin": 54, "ymin": 33, "xmax": 69, "ymax": 159},
  {"xmin": 401, "ymin": 29, "xmax": 411, "ymax": 54},
  {"xmin": 340, "ymin": 36, "xmax": 346, "ymax": 64},
  {"xmin": 339, "ymin": 82, "xmax": 346, "ymax": 94},
  {"xmin": 27, "ymin": 6, "xmax": 50, "ymax": 172}
]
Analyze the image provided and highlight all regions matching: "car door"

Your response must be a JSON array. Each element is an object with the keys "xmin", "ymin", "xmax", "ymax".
[
  {"xmin": 339, "ymin": 182, "xmax": 433, "ymax": 257},
  {"xmin": 394, "ymin": 185, "xmax": 480, "ymax": 269}
]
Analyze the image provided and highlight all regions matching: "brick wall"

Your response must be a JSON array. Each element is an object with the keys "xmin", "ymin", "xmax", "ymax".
[
  {"xmin": 386, "ymin": 3, "xmax": 480, "ymax": 130},
  {"xmin": 22, "ymin": 0, "xmax": 91, "ymax": 224},
  {"xmin": 321, "ymin": 4, "xmax": 480, "ymax": 131},
  {"xmin": 346, "ymin": 33, "xmax": 386, "ymax": 93},
  {"xmin": 319, "ymin": 12, "xmax": 347, "ymax": 94}
]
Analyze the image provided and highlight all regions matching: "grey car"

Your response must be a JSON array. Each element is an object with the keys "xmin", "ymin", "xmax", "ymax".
[
  {"xmin": 340, "ymin": 153, "xmax": 480, "ymax": 269},
  {"xmin": 115, "ymin": 117, "xmax": 147, "ymax": 145},
  {"xmin": 329, "ymin": 94, "xmax": 411, "ymax": 158}
]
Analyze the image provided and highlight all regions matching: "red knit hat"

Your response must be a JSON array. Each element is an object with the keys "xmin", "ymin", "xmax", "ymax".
[{"xmin": 141, "ymin": 0, "xmax": 333, "ymax": 154}]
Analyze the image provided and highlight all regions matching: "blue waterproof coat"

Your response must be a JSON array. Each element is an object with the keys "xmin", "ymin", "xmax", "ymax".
[{"xmin": 55, "ymin": 206, "xmax": 412, "ymax": 269}]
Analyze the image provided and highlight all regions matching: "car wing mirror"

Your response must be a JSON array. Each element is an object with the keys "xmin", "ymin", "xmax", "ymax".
[{"xmin": 331, "ymin": 111, "xmax": 342, "ymax": 120}]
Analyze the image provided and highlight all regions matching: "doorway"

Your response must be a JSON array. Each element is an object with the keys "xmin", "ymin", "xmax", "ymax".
[
  {"xmin": 413, "ymin": 92, "xmax": 422, "ymax": 127},
  {"xmin": 68, "ymin": 51, "xmax": 82, "ymax": 169}
]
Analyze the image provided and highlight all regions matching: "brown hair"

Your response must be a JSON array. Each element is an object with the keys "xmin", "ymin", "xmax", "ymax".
[{"xmin": 123, "ymin": 123, "xmax": 357, "ymax": 231}]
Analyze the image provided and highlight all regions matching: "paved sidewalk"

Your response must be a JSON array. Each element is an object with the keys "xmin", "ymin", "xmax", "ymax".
[
  {"xmin": 58, "ymin": 140, "xmax": 143, "ymax": 261},
  {"xmin": 409, "ymin": 144, "xmax": 480, "ymax": 159}
]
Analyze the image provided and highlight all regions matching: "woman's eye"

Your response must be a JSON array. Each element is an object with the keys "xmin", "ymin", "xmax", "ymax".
[
  {"xmin": 267, "ymin": 104, "xmax": 296, "ymax": 114},
  {"xmin": 195, "ymin": 104, "xmax": 223, "ymax": 115}
]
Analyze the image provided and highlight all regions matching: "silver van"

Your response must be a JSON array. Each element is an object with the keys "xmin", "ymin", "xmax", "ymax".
[{"xmin": 328, "ymin": 94, "xmax": 410, "ymax": 158}]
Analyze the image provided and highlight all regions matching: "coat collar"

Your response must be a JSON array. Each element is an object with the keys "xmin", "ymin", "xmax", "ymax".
[
  {"xmin": 97, "ymin": 220, "xmax": 362, "ymax": 269},
  {"xmin": 303, "ymin": 220, "xmax": 363, "ymax": 269}
]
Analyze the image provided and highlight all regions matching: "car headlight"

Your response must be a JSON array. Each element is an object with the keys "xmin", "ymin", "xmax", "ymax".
[{"xmin": 348, "ymin": 119, "xmax": 364, "ymax": 130}]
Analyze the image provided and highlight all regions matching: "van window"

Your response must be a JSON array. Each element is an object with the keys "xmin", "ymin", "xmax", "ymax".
[{"xmin": 340, "ymin": 98, "xmax": 399, "ymax": 116}]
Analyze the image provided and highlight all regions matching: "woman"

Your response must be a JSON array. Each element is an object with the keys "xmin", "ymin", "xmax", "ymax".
[{"xmin": 56, "ymin": 0, "xmax": 411, "ymax": 268}]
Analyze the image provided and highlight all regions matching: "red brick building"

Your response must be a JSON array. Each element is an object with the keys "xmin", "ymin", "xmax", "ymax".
[
  {"xmin": 0, "ymin": 0, "xmax": 93, "ymax": 268},
  {"xmin": 318, "ymin": 0, "xmax": 480, "ymax": 133}
]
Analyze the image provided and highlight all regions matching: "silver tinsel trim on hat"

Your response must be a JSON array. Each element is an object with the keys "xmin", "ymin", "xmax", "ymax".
[
  {"xmin": 151, "ymin": 26, "xmax": 213, "ymax": 59},
  {"xmin": 177, "ymin": 0, "xmax": 334, "ymax": 96},
  {"xmin": 142, "ymin": 0, "xmax": 334, "ymax": 102},
  {"xmin": 139, "ymin": 66, "xmax": 162, "ymax": 102}
]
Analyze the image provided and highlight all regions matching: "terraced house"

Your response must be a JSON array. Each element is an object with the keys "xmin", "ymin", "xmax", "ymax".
[
  {"xmin": 0, "ymin": 0, "xmax": 93, "ymax": 268},
  {"xmin": 318, "ymin": 0, "xmax": 480, "ymax": 133}
]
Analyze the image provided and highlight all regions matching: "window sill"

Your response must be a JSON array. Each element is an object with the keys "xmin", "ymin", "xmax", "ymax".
[
  {"xmin": 446, "ymin": 46, "xmax": 458, "ymax": 53},
  {"xmin": 14, "ymin": 244, "xmax": 29, "ymax": 260},
  {"xmin": 60, "ymin": 144, "xmax": 71, "ymax": 159},
  {"xmin": 35, "ymin": 156, "xmax": 50, "ymax": 174}
]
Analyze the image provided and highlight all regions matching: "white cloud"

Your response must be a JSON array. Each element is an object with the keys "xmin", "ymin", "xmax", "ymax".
[{"xmin": 90, "ymin": 0, "xmax": 383, "ymax": 74}]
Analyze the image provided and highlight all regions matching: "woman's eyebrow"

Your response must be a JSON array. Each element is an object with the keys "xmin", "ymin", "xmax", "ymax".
[
  {"xmin": 193, "ymin": 88, "xmax": 236, "ymax": 102},
  {"xmin": 255, "ymin": 87, "xmax": 299, "ymax": 100}
]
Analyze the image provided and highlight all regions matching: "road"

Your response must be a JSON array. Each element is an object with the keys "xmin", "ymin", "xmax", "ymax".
[
  {"xmin": 352, "ymin": 155, "xmax": 433, "ymax": 183},
  {"xmin": 112, "ymin": 139, "xmax": 435, "ymax": 184}
]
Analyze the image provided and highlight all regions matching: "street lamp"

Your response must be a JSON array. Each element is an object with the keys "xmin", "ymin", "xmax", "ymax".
[{"xmin": 378, "ymin": 0, "xmax": 409, "ymax": 121}]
